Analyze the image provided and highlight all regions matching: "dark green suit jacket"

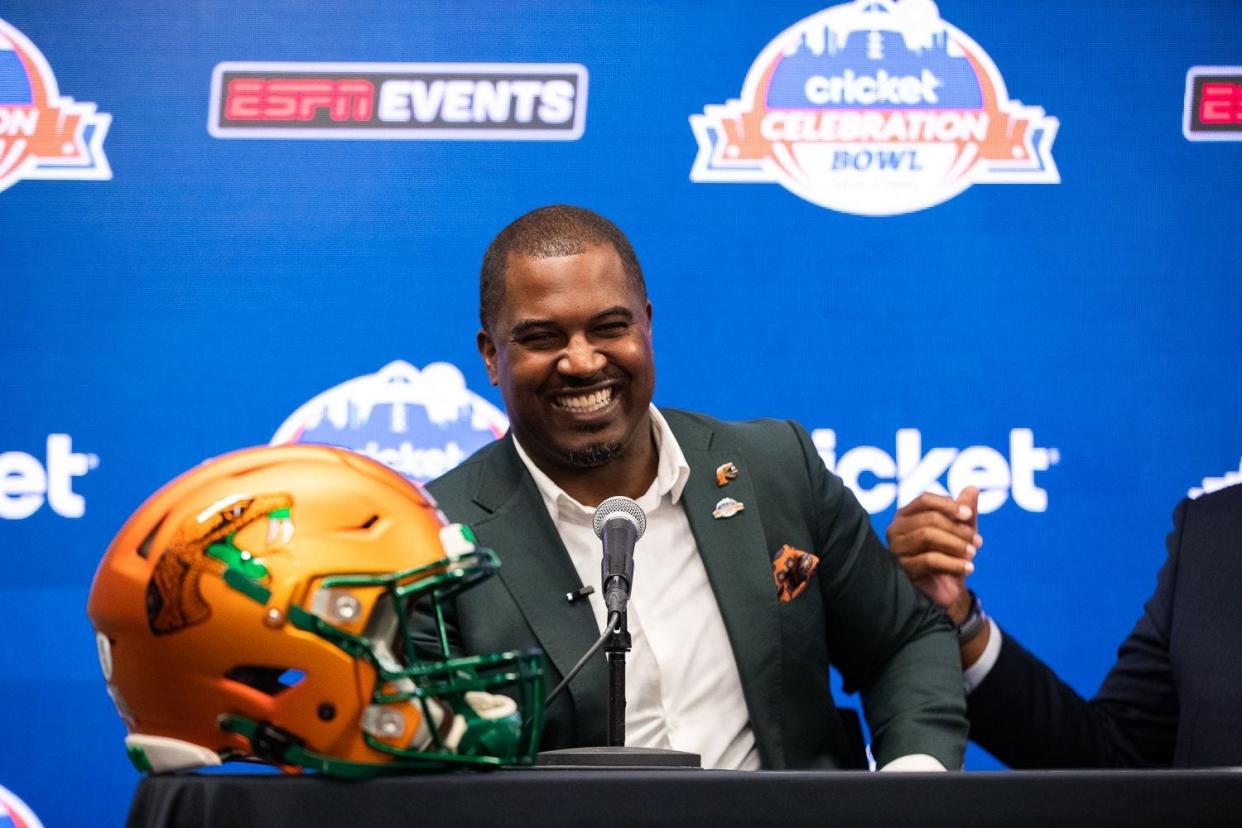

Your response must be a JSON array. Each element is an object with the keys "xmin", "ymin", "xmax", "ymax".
[{"xmin": 424, "ymin": 409, "xmax": 967, "ymax": 769}]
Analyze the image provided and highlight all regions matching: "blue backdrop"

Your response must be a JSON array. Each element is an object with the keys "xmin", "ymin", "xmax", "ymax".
[{"xmin": 1, "ymin": 1, "xmax": 1240, "ymax": 824}]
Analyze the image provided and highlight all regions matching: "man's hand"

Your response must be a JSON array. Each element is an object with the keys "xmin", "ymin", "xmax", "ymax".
[{"xmin": 886, "ymin": 486, "xmax": 981, "ymax": 624}]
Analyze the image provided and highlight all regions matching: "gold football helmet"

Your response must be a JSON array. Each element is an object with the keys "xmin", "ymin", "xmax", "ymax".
[{"xmin": 87, "ymin": 444, "xmax": 543, "ymax": 776}]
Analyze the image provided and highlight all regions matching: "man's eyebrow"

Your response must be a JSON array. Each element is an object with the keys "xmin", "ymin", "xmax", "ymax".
[
  {"xmin": 509, "ymin": 307, "xmax": 635, "ymax": 339},
  {"xmin": 593, "ymin": 306, "xmax": 635, "ymax": 322},
  {"xmin": 510, "ymin": 318, "xmax": 557, "ymax": 339}
]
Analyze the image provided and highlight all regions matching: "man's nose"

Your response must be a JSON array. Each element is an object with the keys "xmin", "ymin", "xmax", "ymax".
[{"xmin": 557, "ymin": 335, "xmax": 606, "ymax": 377}]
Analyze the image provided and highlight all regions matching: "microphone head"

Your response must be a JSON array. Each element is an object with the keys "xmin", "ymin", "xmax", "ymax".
[{"xmin": 592, "ymin": 496, "xmax": 647, "ymax": 539}]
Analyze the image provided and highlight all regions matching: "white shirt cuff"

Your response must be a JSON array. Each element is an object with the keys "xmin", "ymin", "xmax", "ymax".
[
  {"xmin": 879, "ymin": 753, "xmax": 947, "ymax": 772},
  {"xmin": 962, "ymin": 616, "xmax": 1003, "ymax": 694}
]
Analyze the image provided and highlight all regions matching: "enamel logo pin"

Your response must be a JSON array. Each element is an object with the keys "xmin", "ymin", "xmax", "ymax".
[{"xmin": 713, "ymin": 497, "xmax": 745, "ymax": 519}]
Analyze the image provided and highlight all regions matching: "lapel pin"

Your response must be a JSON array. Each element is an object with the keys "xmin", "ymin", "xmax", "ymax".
[
  {"xmin": 715, "ymin": 462, "xmax": 739, "ymax": 487},
  {"xmin": 713, "ymin": 497, "xmax": 744, "ymax": 520}
]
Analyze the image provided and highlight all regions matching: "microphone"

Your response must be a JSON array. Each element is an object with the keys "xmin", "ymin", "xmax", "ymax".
[{"xmin": 592, "ymin": 496, "xmax": 647, "ymax": 616}]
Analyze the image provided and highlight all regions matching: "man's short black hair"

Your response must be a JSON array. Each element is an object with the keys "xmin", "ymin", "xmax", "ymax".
[{"xmin": 479, "ymin": 205, "xmax": 646, "ymax": 331}]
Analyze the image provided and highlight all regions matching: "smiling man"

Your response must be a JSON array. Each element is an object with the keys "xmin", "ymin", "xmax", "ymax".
[
  {"xmin": 424, "ymin": 205, "xmax": 967, "ymax": 771},
  {"xmin": 477, "ymin": 221, "xmax": 656, "ymax": 505}
]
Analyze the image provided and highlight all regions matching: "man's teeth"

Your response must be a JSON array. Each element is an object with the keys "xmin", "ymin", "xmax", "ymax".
[{"xmin": 556, "ymin": 388, "xmax": 613, "ymax": 412}]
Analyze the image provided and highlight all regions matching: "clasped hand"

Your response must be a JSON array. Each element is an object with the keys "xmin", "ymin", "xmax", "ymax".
[{"xmin": 886, "ymin": 486, "xmax": 981, "ymax": 625}]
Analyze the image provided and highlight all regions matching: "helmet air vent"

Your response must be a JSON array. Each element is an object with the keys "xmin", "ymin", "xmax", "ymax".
[
  {"xmin": 224, "ymin": 665, "xmax": 306, "ymax": 696},
  {"xmin": 136, "ymin": 515, "xmax": 166, "ymax": 559}
]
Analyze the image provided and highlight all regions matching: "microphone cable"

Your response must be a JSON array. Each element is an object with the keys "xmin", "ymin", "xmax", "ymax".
[{"xmin": 541, "ymin": 610, "xmax": 621, "ymax": 709}]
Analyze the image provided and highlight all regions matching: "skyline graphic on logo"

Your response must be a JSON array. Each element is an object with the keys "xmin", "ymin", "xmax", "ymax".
[
  {"xmin": 271, "ymin": 360, "xmax": 508, "ymax": 483},
  {"xmin": 690, "ymin": 0, "xmax": 1059, "ymax": 216},
  {"xmin": 0, "ymin": 18, "xmax": 110, "ymax": 195},
  {"xmin": 1189, "ymin": 457, "xmax": 1242, "ymax": 499}
]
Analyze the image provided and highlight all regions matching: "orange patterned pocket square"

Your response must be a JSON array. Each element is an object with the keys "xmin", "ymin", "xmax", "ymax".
[{"xmin": 772, "ymin": 544, "xmax": 820, "ymax": 603}]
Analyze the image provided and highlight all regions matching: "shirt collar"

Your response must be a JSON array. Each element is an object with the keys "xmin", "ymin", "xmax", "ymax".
[{"xmin": 512, "ymin": 404, "xmax": 691, "ymax": 521}]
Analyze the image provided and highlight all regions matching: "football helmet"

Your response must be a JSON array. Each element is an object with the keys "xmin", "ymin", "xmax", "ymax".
[{"xmin": 87, "ymin": 444, "xmax": 544, "ymax": 776}]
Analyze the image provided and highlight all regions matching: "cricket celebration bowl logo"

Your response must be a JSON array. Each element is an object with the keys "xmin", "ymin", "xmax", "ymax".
[
  {"xmin": 272, "ymin": 360, "xmax": 508, "ymax": 484},
  {"xmin": 0, "ymin": 18, "xmax": 111, "ymax": 195},
  {"xmin": 690, "ymin": 0, "xmax": 1058, "ymax": 216}
]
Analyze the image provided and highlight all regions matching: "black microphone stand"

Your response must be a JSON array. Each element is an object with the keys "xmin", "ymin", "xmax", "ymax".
[
  {"xmin": 604, "ymin": 607, "xmax": 631, "ymax": 747},
  {"xmin": 535, "ymin": 591, "xmax": 700, "ymax": 769},
  {"xmin": 535, "ymin": 498, "xmax": 701, "ymax": 769}
]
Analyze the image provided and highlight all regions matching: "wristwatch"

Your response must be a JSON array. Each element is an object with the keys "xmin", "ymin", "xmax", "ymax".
[{"xmin": 955, "ymin": 590, "xmax": 987, "ymax": 644}]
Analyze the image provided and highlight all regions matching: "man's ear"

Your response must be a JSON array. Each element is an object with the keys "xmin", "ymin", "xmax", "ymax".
[{"xmin": 477, "ymin": 328, "xmax": 500, "ymax": 386}]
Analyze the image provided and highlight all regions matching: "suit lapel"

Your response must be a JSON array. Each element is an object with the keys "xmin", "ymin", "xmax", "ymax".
[
  {"xmin": 467, "ymin": 437, "xmax": 608, "ymax": 746},
  {"xmin": 669, "ymin": 413, "xmax": 785, "ymax": 766}
]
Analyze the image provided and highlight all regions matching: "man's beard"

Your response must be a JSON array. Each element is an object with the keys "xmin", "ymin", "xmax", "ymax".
[{"xmin": 564, "ymin": 441, "xmax": 624, "ymax": 468}]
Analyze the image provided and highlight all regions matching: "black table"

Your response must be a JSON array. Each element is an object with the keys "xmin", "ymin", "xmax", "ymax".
[{"xmin": 128, "ymin": 768, "xmax": 1242, "ymax": 827}]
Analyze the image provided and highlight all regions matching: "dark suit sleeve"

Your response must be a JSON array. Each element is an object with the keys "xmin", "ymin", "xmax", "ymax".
[
  {"xmin": 966, "ymin": 501, "xmax": 1185, "ymax": 768},
  {"xmin": 788, "ymin": 421, "xmax": 968, "ymax": 769}
]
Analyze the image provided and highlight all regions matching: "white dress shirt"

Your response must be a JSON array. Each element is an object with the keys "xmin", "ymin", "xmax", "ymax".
[
  {"xmin": 963, "ymin": 617, "xmax": 1004, "ymax": 694},
  {"xmin": 512, "ymin": 405, "xmax": 760, "ymax": 770}
]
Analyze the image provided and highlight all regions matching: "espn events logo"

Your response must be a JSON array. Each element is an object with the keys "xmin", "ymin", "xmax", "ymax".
[
  {"xmin": 0, "ymin": 435, "xmax": 98, "ymax": 520},
  {"xmin": 272, "ymin": 360, "xmax": 508, "ymax": 483},
  {"xmin": 690, "ymin": 0, "xmax": 1058, "ymax": 216},
  {"xmin": 813, "ymin": 428, "xmax": 1058, "ymax": 514},
  {"xmin": 209, "ymin": 62, "xmax": 587, "ymax": 140},
  {"xmin": 1183, "ymin": 66, "xmax": 1242, "ymax": 141},
  {"xmin": 0, "ymin": 17, "xmax": 111, "ymax": 195}
]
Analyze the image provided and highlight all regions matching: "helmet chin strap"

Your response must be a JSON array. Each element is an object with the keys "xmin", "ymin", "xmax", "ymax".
[
  {"xmin": 404, "ymin": 691, "xmax": 518, "ymax": 753},
  {"xmin": 448, "ymin": 691, "xmax": 524, "ymax": 759}
]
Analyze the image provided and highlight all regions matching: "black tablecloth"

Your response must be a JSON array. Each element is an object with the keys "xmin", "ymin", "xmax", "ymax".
[{"xmin": 128, "ymin": 768, "xmax": 1242, "ymax": 827}]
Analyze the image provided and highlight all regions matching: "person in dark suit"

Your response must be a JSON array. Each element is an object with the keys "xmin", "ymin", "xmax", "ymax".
[
  {"xmin": 888, "ymin": 480, "xmax": 1242, "ymax": 767},
  {"xmin": 422, "ymin": 205, "xmax": 967, "ymax": 770}
]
